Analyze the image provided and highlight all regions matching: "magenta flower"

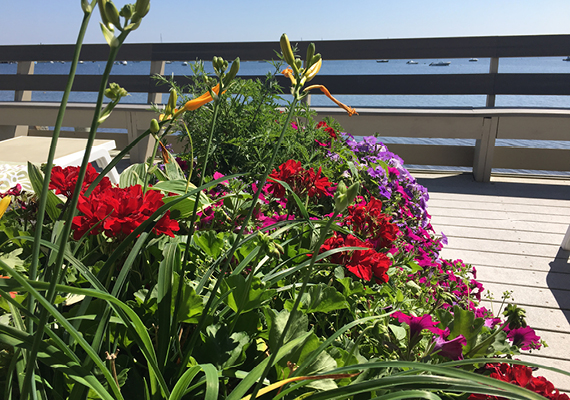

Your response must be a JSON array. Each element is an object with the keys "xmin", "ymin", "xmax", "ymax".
[
  {"xmin": 506, "ymin": 326, "xmax": 542, "ymax": 350},
  {"xmin": 433, "ymin": 335, "xmax": 467, "ymax": 360},
  {"xmin": 392, "ymin": 311, "xmax": 444, "ymax": 338}
]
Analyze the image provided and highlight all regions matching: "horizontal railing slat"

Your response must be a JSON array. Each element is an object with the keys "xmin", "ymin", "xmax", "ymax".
[
  {"xmin": 4, "ymin": 73, "xmax": 570, "ymax": 97},
  {"xmin": 2, "ymin": 34, "xmax": 570, "ymax": 62}
]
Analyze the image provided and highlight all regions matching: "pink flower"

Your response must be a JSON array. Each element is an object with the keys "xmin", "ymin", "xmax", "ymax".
[
  {"xmin": 433, "ymin": 335, "xmax": 467, "ymax": 360},
  {"xmin": 505, "ymin": 326, "xmax": 542, "ymax": 350},
  {"xmin": 392, "ymin": 311, "xmax": 444, "ymax": 338}
]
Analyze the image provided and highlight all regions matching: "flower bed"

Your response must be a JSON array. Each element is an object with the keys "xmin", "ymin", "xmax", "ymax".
[{"xmin": 0, "ymin": 6, "xmax": 568, "ymax": 398}]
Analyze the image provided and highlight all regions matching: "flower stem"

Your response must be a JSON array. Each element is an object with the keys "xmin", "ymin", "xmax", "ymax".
[
  {"xmin": 21, "ymin": 28, "xmax": 129, "ymax": 400},
  {"xmin": 21, "ymin": 5, "xmax": 95, "ymax": 399},
  {"xmin": 176, "ymin": 97, "xmax": 300, "ymax": 379}
]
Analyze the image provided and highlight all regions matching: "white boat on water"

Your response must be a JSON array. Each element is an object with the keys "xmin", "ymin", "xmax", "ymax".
[
  {"xmin": 182, "ymin": 61, "xmax": 188, "ymax": 66},
  {"xmin": 406, "ymin": 60, "xmax": 418, "ymax": 64},
  {"xmin": 430, "ymin": 61, "xmax": 451, "ymax": 66},
  {"xmin": 563, "ymin": 56, "xmax": 570, "ymax": 61},
  {"xmin": 376, "ymin": 59, "xmax": 389, "ymax": 63},
  {"xmin": 121, "ymin": 61, "xmax": 128, "ymax": 65},
  {"xmin": 469, "ymin": 58, "xmax": 478, "ymax": 62}
]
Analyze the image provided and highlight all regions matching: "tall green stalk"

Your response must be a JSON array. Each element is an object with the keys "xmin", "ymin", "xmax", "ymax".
[
  {"xmin": 21, "ymin": 28, "xmax": 130, "ymax": 400},
  {"xmin": 176, "ymin": 97, "xmax": 300, "ymax": 377},
  {"xmin": 249, "ymin": 213, "xmax": 338, "ymax": 400},
  {"xmin": 22, "ymin": 4, "xmax": 96, "ymax": 399}
]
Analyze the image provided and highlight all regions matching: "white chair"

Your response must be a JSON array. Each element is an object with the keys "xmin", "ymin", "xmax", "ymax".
[{"xmin": 0, "ymin": 137, "xmax": 120, "ymax": 191}]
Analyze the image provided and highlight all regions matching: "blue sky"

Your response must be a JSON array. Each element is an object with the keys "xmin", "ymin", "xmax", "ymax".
[{"xmin": 2, "ymin": 0, "xmax": 570, "ymax": 45}]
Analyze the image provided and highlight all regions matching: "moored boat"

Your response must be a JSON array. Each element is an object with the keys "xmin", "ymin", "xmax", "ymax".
[
  {"xmin": 406, "ymin": 60, "xmax": 418, "ymax": 64},
  {"xmin": 430, "ymin": 61, "xmax": 451, "ymax": 66}
]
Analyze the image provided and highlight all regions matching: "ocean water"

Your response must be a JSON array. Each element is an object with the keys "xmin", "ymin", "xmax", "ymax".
[
  {"xmin": 1, "ymin": 58, "xmax": 570, "ymax": 175},
  {"xmin": 3, "ymin": 56, "xmax": 570, "ymax": 107}
]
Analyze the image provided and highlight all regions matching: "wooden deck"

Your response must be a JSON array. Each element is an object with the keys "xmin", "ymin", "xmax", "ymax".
[{"xmin": 413, "ymin": 171, "xmax": 570, "ymax": 392}]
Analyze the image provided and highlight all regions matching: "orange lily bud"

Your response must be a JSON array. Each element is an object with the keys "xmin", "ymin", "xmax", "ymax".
[
  {"xmin": 182, "ymin": 84, "xmax": 223, "ymax": 111},
  {"xmin": 304, "ymin": 85, "xmax": 358, "ymax": 116}
]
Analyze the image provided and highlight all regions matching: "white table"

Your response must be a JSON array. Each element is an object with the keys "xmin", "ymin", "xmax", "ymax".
[{"xmin": 0, "ymin": 137, "xmax": 120, "ymax": 191}]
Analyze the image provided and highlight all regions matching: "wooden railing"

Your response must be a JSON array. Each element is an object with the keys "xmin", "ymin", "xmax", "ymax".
[{"xmin": 1, "ymin": 35, "xmax": 570, "ymax": 178}]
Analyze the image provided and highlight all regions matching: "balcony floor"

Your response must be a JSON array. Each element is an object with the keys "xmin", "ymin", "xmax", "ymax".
[{"xmin": 413, "ymin": 171, "xmax": 570, "ymax": 392}]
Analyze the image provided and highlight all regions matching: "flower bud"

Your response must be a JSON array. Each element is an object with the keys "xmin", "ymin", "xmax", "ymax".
[
  {"xmin": 223, "ymin": 57, "xmax": 240, "ymax": 86},
  {"xmin": 119, "ymin": 4, "xmax": 134, "ymax": 20},
  {"xmin": 97, "ymin": 0, "xmax": 113, "ymax": 30},
  {"xmin": 280, "ymin": 34, "xmax": 298, "ymax": 73},
  {"xmin": 104, "ymin": 82, "xmax": 128, "ymax": 100},
  {"xmin": 104, "ymin": 1, "xmax": 121, "ymax": 29},
  {"xmin": 305, "ymin": 43, "xmax": 315, "ymax": 68},
  {"xmin": 167, "ymin": 88, "xmax": 177, "ymax": 112},
  {"xmin": 150, "ymin": 119, "xmax": 160, "ymax": 134},
  {"xmin": 303, "ymin": 58, "xmax": 322, "ymax": 83},
  {"xmin": 345, "ymin": 181, "xmax": 360, "ymax": 205},
  {"xmin": 295, "ymin": 59, "xmax": 302, "ymax": 71},
  {"xmin": 81, "ymin": 0, "xmax": 92, "ymax": 13},
  {"xmin": 0, "ymin": 196, "xmax": 11, "ymax": 219},
  {"xmin": 334, "ymin": 181, "xmax": 348, "ymax": 212},
  {"xmin": 135, "ymin": 0, "xmax": 150, "ymax": 18}
]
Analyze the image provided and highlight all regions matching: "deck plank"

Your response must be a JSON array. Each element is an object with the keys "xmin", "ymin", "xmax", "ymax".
[{"xmin": 415, "ymin": 172, "xmax": 570, "ymax": 392}]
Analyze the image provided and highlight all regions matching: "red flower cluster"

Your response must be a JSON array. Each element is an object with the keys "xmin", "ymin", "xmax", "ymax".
[
  {"xmin": 469, "ymin": 363, "xmax": 568, "ymax": 400},
  {"xmin": 320, "ymin": 233, "xmax": 391, "ymax": 283},
  {"xmin": 50, "ymin": 164, "xmax": 111, "ymax": 198},
  {"xmin": 268, "ymin": 160, "xmax": 332, "ymax": 200},
  {"xmin": 344, "ymin": 197, "xmax": 400, "ymax": 250},
  {"xmin": 71, "ymin": 185, "xmax": 179, "ymax": 240},
  {"xmin": 316, "ymin": 121, "xmax": 337, "ymax": 140}
]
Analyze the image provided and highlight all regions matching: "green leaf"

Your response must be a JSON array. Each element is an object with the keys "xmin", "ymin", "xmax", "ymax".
[
  {"xmin": 118, "ymin": 163, "xmax": 147, "ymax": 188},
  {"xmin": 0, "ymin": 248, "xmax": 25, "ymax": 270},
  {"xmin": 265, "ymin": 309, "xmax": 309, "ymax": 353},
  {"xmin": 194, "ymin": 230, "xmax": 226, "ymax": 259},
  {"xmin": 295, "ymin": 333, "xmax": 337, "ymax": 390},
  {"xmin": 285, "ymin": 283, "xmax": 347, "ymax": 313},
  {"xmin": 193, "ymin": 324, "xmax": 251, "ymax": 370},
  {"xmin": 27, "ymin": 162, "xmax": 62, "ymax": 221},
  {"xmin": 222, "ymin": 275, "xmax": 275, "ymax": 314},
  {"xmin": 0, "ymin": 324, "xmax": 114, "ymax": 400},
  {"xmin": 447, "ymin": 306, "xmax": 484, "ymax": 354},
  {"xmin": 175, "ymin": 280, "xmax": 204, "ymax": 324}
]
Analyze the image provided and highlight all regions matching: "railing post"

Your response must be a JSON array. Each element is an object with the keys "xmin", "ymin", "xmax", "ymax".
[
  {"xmin": 148, "ymin": 60, "xmax": 165, "ymax": 104},
  {"xmin": 486, "ymin": 57, "xmax": 499, "ymax": 107},
  {"xmin": 126, "ymin": 110, "xmax": 155, "ymax": 164},
  {"xmin": 473, "ymin": 116, "xmax": 498, "ymax": 182},
  {"xmin": 3, "ymin": 61, "xmax": 35, "ymax": 138},
  {"xmin": 471, "ymin": 57, "xmax": 500, "ymax": 181}
]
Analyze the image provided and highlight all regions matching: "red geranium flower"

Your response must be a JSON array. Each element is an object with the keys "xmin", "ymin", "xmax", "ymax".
[
  {"xmin": 469, "ymin": 363, "xmax": 569, "ymax": 400},
  {"xmin": 320, "ymin": 233, "xmax": 391, "ymax": 284},
  {"xmin": 50, "ymin": 164, "xmax": 111, "ymax": 198},
  {"xmin": 72, "ymin": 185, "xmax": 179, "ymax": 240},
  {"xmin": 268, "ymin": 160, "xmax": 331, "ymax": 201},
  {"xmin": 344, "ymin": 197, "xmax": 400, "ymax": 250}
]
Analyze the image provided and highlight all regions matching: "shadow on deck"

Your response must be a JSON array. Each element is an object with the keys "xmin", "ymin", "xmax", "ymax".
[{"xmin": 414, "ymin": 171, "xmax": 570, "ymax": 392}]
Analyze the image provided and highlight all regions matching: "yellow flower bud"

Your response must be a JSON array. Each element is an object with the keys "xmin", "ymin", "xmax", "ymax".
[
  {"xmin": 303, "ymin": 58, "xmax": 322, "ymax": 83},
  {"xmin": 0, "ymin": 196, "xmax": 11, "ymax": 220},
  {"xmin": 280, "ymin": 34, "xmax": 298, "ymax": 73},
  {"xmin": 167, "ymin": 88, "xmax": 177, "ymax": 112}
]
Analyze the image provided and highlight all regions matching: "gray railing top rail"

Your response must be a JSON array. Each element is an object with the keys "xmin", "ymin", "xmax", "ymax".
[
  {"xmin": 2, "ymin": 34, "xmax": 570, "ymax": 61},
  {"xmin": 2, "ymin": 34, "xmax": 570, "ymax": 100}
]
